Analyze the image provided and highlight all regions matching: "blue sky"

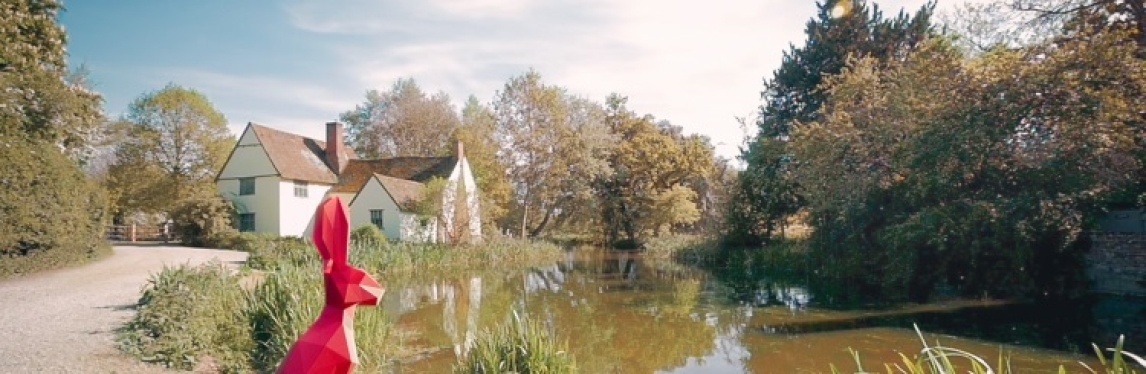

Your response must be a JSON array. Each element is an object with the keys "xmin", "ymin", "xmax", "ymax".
[{"xmin": 59, "ymin": 0, "xmax": 970, "ymax": 160}]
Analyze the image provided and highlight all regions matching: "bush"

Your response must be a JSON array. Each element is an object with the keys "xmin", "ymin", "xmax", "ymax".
[
  {"xmin": 170, "ymin": 196, "xmax": 236, "ymax": 247},
  {"xmin": 350, "ymin": 225, "xmax": 388, "ymax": 247},
  {"xmin": 0, "ymin": 135, "xmax": 112, "ymax": 278},
  {"xmin": 455, "ymin": 312, "xmax": 576, "ymax": 374},
  {"xmin": 243, "ymin": 235, "xmax": 313, "ymax": 271},
  {"xmin": 118, "ymin": 262, "xmax": 253, "ymax": 372}
]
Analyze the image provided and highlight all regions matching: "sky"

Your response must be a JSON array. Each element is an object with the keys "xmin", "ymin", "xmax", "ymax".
[{"xmin": 59, "ymin": 0, "xmax": 978, "ymax": 161}]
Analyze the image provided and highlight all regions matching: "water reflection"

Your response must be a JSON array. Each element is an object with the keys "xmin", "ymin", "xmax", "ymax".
[{"xmin": 382, "ymin": 251, "xmax": 1140, "ymax": 373}]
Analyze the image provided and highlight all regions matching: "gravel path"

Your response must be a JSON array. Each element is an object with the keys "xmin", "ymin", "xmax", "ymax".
[{"xmin": 0, "ymin": 245, "xmax": 247, "ymax": 374}]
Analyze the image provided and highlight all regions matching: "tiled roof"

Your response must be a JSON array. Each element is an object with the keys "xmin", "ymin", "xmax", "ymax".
[
  {"xmin": 249, "ymin": 123, "xmax": 358, "ymax": 184},
  {"xmin": 331, "ymin": 157, "xmax": 456, "ymax": 193},
  {"xmin": 374, "ymin": 174, "xmax": 426, "ymax": 211}
]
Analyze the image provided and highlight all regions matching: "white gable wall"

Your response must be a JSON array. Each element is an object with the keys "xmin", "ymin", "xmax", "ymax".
[
  {"xmin": 217, "ymin": 125, "xmax": 283, "ymax": 235},
  {"xmin": 219, "ymin": 176, "xmax": 281, "ymax": 234},
  {"xmin": 348, "ymin": 177, "xmax": 405, "ymax": 240},
  {"xmin": 278, "ymin": 180, "xmax": 333, "ymax": 238},
  {"xmin": 440, "ymin": 157, "xmax": 483, "ymax": 242}
]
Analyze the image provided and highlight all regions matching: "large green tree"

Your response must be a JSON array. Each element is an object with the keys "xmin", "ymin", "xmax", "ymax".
[
  {"xmin": 0, "ymin": 0, "xmax": 110, "ymax": 272},
  {"xmin": 492, "ymin": 71, "xmax": 613, "ymax": 237},
  {"xmin": 598, "ymin": 95, "xmax": 712, "ymax": 246},
  {"xmin": 0, "ymin": 0, "xmax": 105, "ymax": 162},
  {"xmin": 341, "ymin": 78, "xmax": 461, "ymax": 158},
  {"xmin": 794, "ymin": 33, "xmax": 1146, "ymax": 302},
  {"xmin": 731, "ymin": 0, "xmax": 936, "ymax": 246},
  {"xmin": 107, "ymin": 84, "xmax": 233, "ymax": 217}
]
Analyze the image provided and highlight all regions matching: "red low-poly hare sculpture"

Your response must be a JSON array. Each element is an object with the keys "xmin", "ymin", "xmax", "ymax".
[{"xmin": 277, "ymin": 197, "xmax": 384, "ymax": 374}]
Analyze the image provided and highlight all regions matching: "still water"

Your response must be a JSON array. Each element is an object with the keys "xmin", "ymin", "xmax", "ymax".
[{"xmin": 381, "ymin": 251, "xmax": 1144, "ymax": 373}]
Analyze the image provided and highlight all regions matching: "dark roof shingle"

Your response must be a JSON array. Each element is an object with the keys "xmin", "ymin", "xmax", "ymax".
[
  {"xmin": 331, "ymin": 157, "xmax": 456, "ymax": 193},
  {"xmin": 374, "ymin": 174, "xmax": 426, "ymax": 211}
]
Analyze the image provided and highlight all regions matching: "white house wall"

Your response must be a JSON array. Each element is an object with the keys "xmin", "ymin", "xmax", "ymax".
[
  {"xmin": 279, "ymin": 180, "xmax": 332, "ymax": 238},
  {"xmin": 348, "ymin": 178, "xmax": 405, "ymax": 240},
  {"xmin": 218, "ymin": 176, "xmax": 281, "ymax": 235},
  {"xmin": 401, "ymin": 213, "xmax": 437, "ymax": 243}
]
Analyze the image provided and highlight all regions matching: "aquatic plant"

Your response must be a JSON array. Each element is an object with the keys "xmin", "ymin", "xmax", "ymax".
[{"xmin": 454, "ymin": 311, "xmax": 576, "ymax": 374}]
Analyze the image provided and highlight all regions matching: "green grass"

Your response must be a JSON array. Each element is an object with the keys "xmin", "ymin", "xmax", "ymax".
[{"xmin": 454, "ymin": 312, "xmax": 577, "ymax": 374}]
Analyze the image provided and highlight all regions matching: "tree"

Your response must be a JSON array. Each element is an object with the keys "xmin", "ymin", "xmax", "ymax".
[
  {"xmin": 597, "ymin": 95, "xmax": 712, "ymax": 247},
  {"xmin": 340, "ymin": 78, "xmax": 461, "ymax": 158},
  {"xmin": 732, "ymin": 0, "xmax": 936, "ymax": 246},
  {"xmin": 938, "ymin": 0, "xmax": 1055, "ymax": 56},
  {"xmin": 0, "ymin": 0, "xmax": 110, "ymax": 273},
  {"xmin": 107, "ymin": 84, "xmax": 234, "ymax": 216},
  {"xmin": 793, "ymin": 33, "xmax": 1146, "ymax": 302},
  {"xmin": 0, "ymin": 0, "xmax": 105, "ymax": 162},
  {"xmin": 453, "ymin": 96, "xmax": 513, "ymax": 235},
  {"xmin": 492, "ymin": 71, "xmax": 614, "ymax": 237}
]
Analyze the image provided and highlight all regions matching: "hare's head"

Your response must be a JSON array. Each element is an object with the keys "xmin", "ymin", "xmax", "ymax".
[{"xmin": 313, "ymin": 197, "xmax": 384, "ymax": 308}]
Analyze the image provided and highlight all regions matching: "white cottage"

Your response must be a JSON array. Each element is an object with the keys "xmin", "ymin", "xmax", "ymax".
[{"xmin": 215, "ymin": 122, "xmax": 481, "ymax": 242}]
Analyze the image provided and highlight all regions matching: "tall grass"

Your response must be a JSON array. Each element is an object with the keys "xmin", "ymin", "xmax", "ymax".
[
  {"xmin": 830, "ymin": 325, "xmax": 1146, "ymax": 374},
  {"xmin": 118, "ymin": 262, "xmax": 252, "ymax": 373},
  {"xmin": 455, "ymin": 312, "xmax": 577, "ymax": 374}
]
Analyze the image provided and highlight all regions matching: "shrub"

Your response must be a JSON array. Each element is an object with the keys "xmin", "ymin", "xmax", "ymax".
[
  {"xmin": 170, "ymin": 196, "xmax": 236, "ymax": 247},
  {"xmin": 350, "ymin": 224, "xmax": 388, "ymax": 248},
  {"xmin": 243, "ymin": 235, "xmax": 313, "ymax": 271},
  {"xmin": 455, "ymin": 312, "xmax": 576, "ymax": 374},
  {"xmin": 118, "ymin": 262, "xmax": 252, "ymax": 372},
  {"xmin": 0, "ymin": 135, "xmax": 111, "ymax": 278}
]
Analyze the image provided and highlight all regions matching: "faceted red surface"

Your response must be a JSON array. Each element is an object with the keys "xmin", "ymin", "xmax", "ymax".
[{"xmin": 277, "ymin": 197, "xmax": 383, "ymax": 374}]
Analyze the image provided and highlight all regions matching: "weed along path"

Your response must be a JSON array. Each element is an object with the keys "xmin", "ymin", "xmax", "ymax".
[{"xmin": 0, "ymin": 245, "xmax": 247, "ymax": 374}]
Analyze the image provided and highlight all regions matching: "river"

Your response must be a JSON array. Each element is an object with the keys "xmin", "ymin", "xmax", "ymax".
[{"xmin": 379, "ymin": 250, "xmax": 1145, "ymax": 373}]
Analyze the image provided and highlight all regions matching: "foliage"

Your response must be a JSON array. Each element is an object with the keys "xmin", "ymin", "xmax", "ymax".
[
  {"xmin": 105, "ymin": 84, "xmax": 232, "ymax": 218},
  {"xmin": 454, "ymin": 312, "xmax": 577, "ymax": 374},
  {"xmin": 791, "ymin": 33, "xmax": 1146, "ymax": 302},
  {"xmin": 169, "ymin": 196, "xmax": 236, "ymax": 247},
  {"xmin": 731, "ymin": 0, "xmax": 936, "ymax": 246},
  {"xmin": 0, "ymin": 0, "xmax": 106, "ymax": 163},
  {"xmin": 118, "ymin": 262, "xmax": 252, "ymax": 373},
  {"xmin": 455, "ymin": 96, "xmax": 513, "ymax": 234},
  {"xmin": 0, "ymin": 134, "xmax": 112, "ymax": 278},
  {"xmin": 597, "ymin": 95, "xmax": 712, "ymax": 247},
  {"xmin": 350, "ymin": 224, "xmax": 388, "ymax": 247},
  {"xmin": 493, "ymin": 70, "xmax": 615, "ymax": 237},
  {"xmin": 341, "ymin": 77, "xmax": 461, "ymax": 158}
]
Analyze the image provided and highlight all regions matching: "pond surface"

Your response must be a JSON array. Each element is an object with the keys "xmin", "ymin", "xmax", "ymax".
[{"xmin": 380, "ymin": 251, "xmax": 1145, "ymax": 373}]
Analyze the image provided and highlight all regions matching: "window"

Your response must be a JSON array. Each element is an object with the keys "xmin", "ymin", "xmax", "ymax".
[
  {"xmin": 370, "ymin": 209, "xmax": 384, "ymax": 229},
  {"xmin": 237, "ymin": 213, "xmax": 256, "ymax": 232},
  {"xmin": 239, "ymin": 178, "xmax": 255, "ymax": 196},
  {"xmin": 294, "ymin": 180, "xmax": 308, "ymax": 198}
]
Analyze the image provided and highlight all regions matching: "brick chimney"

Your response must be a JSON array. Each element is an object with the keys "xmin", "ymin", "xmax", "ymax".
[{"xmin": 325, "ymin": 122, "xmax": 345, "ymax": 174}]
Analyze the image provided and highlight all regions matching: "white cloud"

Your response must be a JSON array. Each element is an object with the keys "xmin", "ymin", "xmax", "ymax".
[{"xmin": 278, "ymin": 0, "xmax": 991, "ymax": 160}]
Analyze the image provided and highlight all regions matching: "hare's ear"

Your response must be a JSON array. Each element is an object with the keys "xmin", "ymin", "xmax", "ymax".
[{"xmin": 313, "ymin": 197, "xmax": 350, "ymax": 267}]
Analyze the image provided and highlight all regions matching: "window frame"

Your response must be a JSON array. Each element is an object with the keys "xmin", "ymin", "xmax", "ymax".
[
  {"xmin": 293, "ymin": 180, "xmax": 308, "ymax": 198},
  {"xmin": 239, "ymin": 178, "xmax": 255, "ymax": 196},
  {"xmin": 369, "ymin": 209, "xmax": 384, "ymax": 230},
  {"xmin": 237, "ymin": 213, "xmax": 256, "ymax": 232}
]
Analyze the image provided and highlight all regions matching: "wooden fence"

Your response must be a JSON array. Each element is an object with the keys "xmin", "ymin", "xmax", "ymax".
[{"xmin": 106, "ymin": 223, "xmax": 177, "ymax": 243}]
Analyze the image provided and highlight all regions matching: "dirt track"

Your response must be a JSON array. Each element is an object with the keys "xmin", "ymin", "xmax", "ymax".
[{"xmin": 0, "ymin": 245, "xmax": 247, "ymax": 373}]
